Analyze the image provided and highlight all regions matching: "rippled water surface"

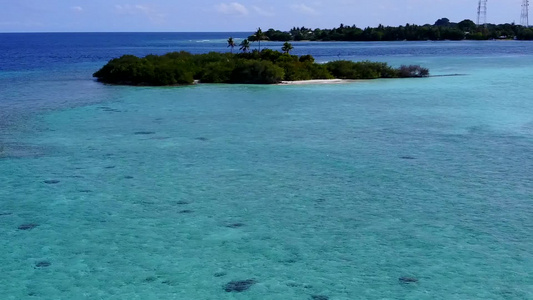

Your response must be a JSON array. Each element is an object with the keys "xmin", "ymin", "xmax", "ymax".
[{"xmin": 0, "ymin": 33, "xmax": 532, "ymax": 299}]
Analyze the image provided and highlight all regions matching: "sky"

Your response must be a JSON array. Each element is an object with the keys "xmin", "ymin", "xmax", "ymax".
[{"xmin": 0, "ymin": 0, "xmax": 526, "ymax": 32}]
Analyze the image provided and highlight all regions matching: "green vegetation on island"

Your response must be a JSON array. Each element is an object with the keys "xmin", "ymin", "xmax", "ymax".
[
  {"xmin": 93, "ymin": 30, "xmax": 429, "ymax": 86},
  {"xmin": 249, "ymin": 19, "xmax": 533, "ymax": 42},
  {"xmin": 93, "ymin": 49, "xmax": 429, "ymax": 86}
]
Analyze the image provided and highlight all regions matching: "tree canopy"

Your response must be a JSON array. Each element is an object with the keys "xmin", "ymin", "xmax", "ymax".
[
  {"xmin": 227, "ymin": 37, "xmax": 236, "ymax": 53},
  {"xmin": 239, "ymin": 39, "xmax": 250, "ymax": 53},
  {"xmin": 252, "ymin": 19, "xmax": 533, "ymax": 41},
  {"xmin": 93, "ymin": 50, "xmax": 429, "ymax": 86},
  {"xmin": 434, "ymin": 18, "xmax": 451, "ymax": 27},
  {"xmin": 251, "ymin": 27, "xmax": 268, "ymax": 51},
  {"xmin": 281, "ymin": 42, "xmax": 294, "ymax": 54}
]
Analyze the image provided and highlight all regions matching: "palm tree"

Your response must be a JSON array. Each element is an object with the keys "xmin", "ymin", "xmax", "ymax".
[
  {"xmin": 281, "ymin": 41, "xmax": 294, "ymax": 54},
  {"xmin": 254, "ymin": 27, "xmax": 267, "ymax": 51},
  {"xmin": 227, "ymin": 37, "xmax": 236, "ymax": 53},
  {"xmin": 239, "ymin": 39, "xmax": 250, "ymax": 53}
]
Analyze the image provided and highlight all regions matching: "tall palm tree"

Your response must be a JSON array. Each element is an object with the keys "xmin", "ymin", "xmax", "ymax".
[
  {"xmin": 281, "ymin": 41, "xmax": 294, "ymax": 54},
  {"xmin": 254, "ymin": 27, "xmax": 267, "ymax": 51},
  {"xmin": 227, "ymin": 37, "xmax": 236, "ymax": 53},
  {"xmin": 239, "ymin": 39, "xmax": 250, "ymax": 53}
]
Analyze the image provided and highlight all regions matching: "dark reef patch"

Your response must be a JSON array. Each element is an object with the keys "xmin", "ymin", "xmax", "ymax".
[
  {"xmin": 399, "ymin": 277, "xmax": 418, "ymax": 284},
  {"xmin": 143, "ymin": 276, "xmax": 157, "ymax": 283},
  {"xmin": 281, "ymin": 258, "xmax": 298, "ymax": 264},
  {"xmin": 400, "ymin": 156, "xmax": 416, "ymax": 160},
  {"xmin": 98, "ymin": 106, "xmax": 122, "ymax": 113},
  {"xmin": 195, "ymin": 137, "xmax": 209, "ymax": 141},
  {"xmin": 226, "ymin": 223, "xmax": 245, "ymax": 228},
  {"xmin": 179, "ymin": 210, "xmax": 194, "ymax": 214},
  {"xmin": 18, "ymin": 223, "xmax": 39, "ymax": 230},
  {"xmin": 224, "ymin": 279, "xmax": 257, "ymax": 292},
  {"xmin": 124, "ymin": 176, "xmax": 134, "ymax": 179},
  {"xmin": 35, "ymin": 261, "xmax": 51, "ymax": 268},
  {"xmin": 176, "ymin": 201, "xmax": 190, "ymax": 205},
  {"xmin": 286, "ymin": 282, "xmax": 300, "ymax": 288},
  {"xmin": 134, "ymin": 131, "xmax": 156, "ymax": 135},
  {"xmin": 311, "ymin": 296, "xmax": 329, "ymax": 300},
  {"xmin": 43, "ymin": 180, "xmax": 60, "ymax": 184},
  {"xmin": 214, "ymin": 272, "xmax": 227, "ymax": 277},
  {"xmin": 78, "ymin": 190, "xmax": 92, "ymax": 193}
]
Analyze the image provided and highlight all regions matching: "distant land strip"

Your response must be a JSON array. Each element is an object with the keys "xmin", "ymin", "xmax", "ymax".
[{"xmin": 247, "ymin": 18, "xmax": 533, "ymax": 42}]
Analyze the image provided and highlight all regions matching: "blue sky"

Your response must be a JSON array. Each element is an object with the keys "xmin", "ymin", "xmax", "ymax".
[{"xmin": 0, "ymin": 0, "xmax": 525, "ymax": 32}]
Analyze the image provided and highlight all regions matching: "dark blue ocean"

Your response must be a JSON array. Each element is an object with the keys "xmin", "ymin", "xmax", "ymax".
[{"xmin": 0, "ymin": 33, "xmax": 532, "ymax": 299}]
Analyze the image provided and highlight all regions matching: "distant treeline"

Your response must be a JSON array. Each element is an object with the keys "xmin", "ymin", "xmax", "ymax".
[
  {"xmin": 93, "ymin": 50, "xmax": 429, "ymax": 86},
  {"xmin": 248, "ymin": 18, "xmax": 533, "ymax": 42}
]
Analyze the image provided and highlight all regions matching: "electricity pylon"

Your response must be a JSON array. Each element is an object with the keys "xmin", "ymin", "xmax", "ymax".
[
  {"xmin": 477, "ymin": 0, "xmax": 488, "ymax": 26},
  {"xmin": 521, "ymin": 0, "xmax": 530, "ymax": 27}
]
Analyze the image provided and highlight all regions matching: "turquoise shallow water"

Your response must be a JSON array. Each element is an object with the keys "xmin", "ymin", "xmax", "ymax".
[{"xmin": 0, "ymin": 35, "xmax": 532, "ymax": 299}]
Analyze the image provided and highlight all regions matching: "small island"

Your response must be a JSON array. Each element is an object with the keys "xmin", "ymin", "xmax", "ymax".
[{"xmin": 93, "ymin": 48, "xmax": 429, "ymax": 86}]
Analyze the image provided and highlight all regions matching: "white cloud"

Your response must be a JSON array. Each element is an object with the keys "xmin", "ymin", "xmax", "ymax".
[
  {"xmin": 114, "ymin": 4, "xmax": 166, "ymax": 24},
  {"xmin": 290, "ymin": 4, "xmax": 318, "ymax": 15},
  {"xmin": 71, "ymin": 6, "xmax": 83, "ymax": 12},
  {"xmin": 252, "ymin": 6, "xmax": 275, "ymax": 17},
  {"xmin": 134, "ymin": 4, "xmax": 149, "ymax": 12},
  {"xmin": 215, "ymin": 2, "xmax": 249, "ymax": 16},
  {"xmin": 115, "ymin": 4, "xmax": 133, "ymax": 14},
  {"xmin": 115, "ymin": 4, "xmax": 151, "ymax": 14}
]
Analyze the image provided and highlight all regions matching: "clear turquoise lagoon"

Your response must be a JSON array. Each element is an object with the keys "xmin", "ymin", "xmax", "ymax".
[{"xmin": 0, "ymin": 34, "xmax": 532, "ymax": 299}]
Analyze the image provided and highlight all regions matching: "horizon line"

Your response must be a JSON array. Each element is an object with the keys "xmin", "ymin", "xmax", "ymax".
[
  {"xmin": 1, "ymin": 20, "xmax": 528, "ymax": 34},
  {"xmin": 0, "ymin": 31, "xmax": 254, "ymax": 34}
]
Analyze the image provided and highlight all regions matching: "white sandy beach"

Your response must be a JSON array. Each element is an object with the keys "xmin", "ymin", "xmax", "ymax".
[{"xmin": 278, "ymin": 79, "xmax": 358, "ymax": 85}]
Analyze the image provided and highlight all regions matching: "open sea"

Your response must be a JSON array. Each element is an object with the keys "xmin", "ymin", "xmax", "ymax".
[{"xmin": 0, "ymin": 33, "xmax": 532, "ymax": 300}]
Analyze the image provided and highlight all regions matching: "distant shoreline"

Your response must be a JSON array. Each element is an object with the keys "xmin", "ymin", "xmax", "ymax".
[
  {"xmin": 277, "ymin": 38, "xmax": 521, "ymax": 42},
  {"xmin": 248, "ymin": 20, "xmax": 533, "ymax": 42}
]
